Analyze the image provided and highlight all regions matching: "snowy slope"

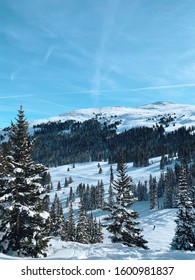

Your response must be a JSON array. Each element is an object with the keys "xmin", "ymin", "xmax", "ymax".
[
  {"xmin": 41, "ymin": 157, "xmax": 195, "ymax": 260},
  {"xmin": 1, "ymin": 157, "xmax": 195, "ymax": 260},
  {"xmin": 1, "ymin": 102, "xmax": 195, "ymax": 260},
  {"xmin": 30, "ymin": 101, "xmax": 195, "ymax": 133},
  {"xmin": 1, "ymin": 207, "xmax": 194, "ymax": 260}
]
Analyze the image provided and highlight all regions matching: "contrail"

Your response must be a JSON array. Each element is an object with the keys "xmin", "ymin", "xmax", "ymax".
[
  {"xmin": 125, "ymin": 83, "xmax": 195, "ymax": 92},
  {"xmin": 32, "ymin": 98, "xmax": 68, "ymax": 109},
  {"xmin": 0, "ymin": 94, "xmax": 34, "ymax": 99},
  {"xmin": 45, "ymin": 82, "xmax": 195, "ymax": 95}
]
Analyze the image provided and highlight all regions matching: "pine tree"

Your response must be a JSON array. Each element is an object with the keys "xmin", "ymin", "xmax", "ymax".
[
  {"xmin": 98, "ymin": 167, "xmax": 102, "ymax": 174},
  {"xmin": 87, "ymin": 213, "xmax": 103, "ymax": 244},
  {"xmin": 0, "ymin": 147, "xmax": 9, "ymax": 221},
  {"xmin": 149, "ymin": 175, "xmax": 158, "ymax": 210},
  {"xmin": 0, "ymin": 107, "xmax": 50, "ymax": 257},
  {"xmin": 76, "ymin": 198, "xmax": 90, "ymax": 244},
  {"xmin": 64, "ymin": 177, "xmax": 69, "ymax": 187},
  {"xmin": 97, "ymin": 180, "xmax": 104, "ymax": 209},
  {"xmin": 67, "ymin": 200, "xmax": 76, "ymax": 241},
  {"xmin": 97, "ymin": 219, "xmax": 104, "ymax": 243},
  {"xmin": 57, "ymin": 181, "xmax": 61, "ymax": 190},
  {"xmin": 87, "ymin": 212, "xmax": 96, "ymax": 244},
  {"xmin": 137, "ymin": 181, "xmax": 148, "ymax": 201},
  {"xmin": 106, "ymin": 155, "xmax": 148, "ymax": 249},
  {"xmin": 171, "ymin": 167, "xmax": 195, "ymax": 251},
  {"xmin": 110, "ymin": 164, "xmax": 114, "ymax": 182},
  {"xmin": 108, "ymin": 182, "xmax": 114, "ymax": 207},
  {"xmin": 50, "ymin": 194, "xmax": 68, "ymax": 240}
]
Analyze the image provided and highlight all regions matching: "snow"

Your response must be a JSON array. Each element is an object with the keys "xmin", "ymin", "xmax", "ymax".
[
  {"xmin": 1, "ymin": 156, "xmax": 195, "ymax": 260},
  {"xmin": 1, "ymin": 101, "xmax": 195, "ymax": 259},
  {"xmin": 29, "ymin": 102, "xmax": 195, "ymax": 133}
]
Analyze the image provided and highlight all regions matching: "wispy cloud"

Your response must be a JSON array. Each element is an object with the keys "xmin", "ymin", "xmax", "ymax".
[
  {"xmin": 124, "ymin": 83, "xmax": 195, "ymax": 92},
  {"xmin": 10, "ymin": 65, "xmax": 26, "ymax": 81},
  {"xmin": 32, "ymin": 97, "xmax": 68, "ymax": 109},
  {"xmin": 91, "ymin": 0, "xmax": 119, "ymax": 98},
  {"xmin": 41, "ymin": 46, "xmax": 55, "ymax": 66},
  {"xmin": 43, "ymin": 82, "xmax": 195, "ymax": 95},
  {"xmin": 0, "ymin": 94, "xmax": 34, "ymax": 99}
]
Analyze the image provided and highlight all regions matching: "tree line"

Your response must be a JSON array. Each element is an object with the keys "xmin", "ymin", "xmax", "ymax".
[{"xmin": 8, "ymin": 115, "xmax": 195, "ymax": 168}]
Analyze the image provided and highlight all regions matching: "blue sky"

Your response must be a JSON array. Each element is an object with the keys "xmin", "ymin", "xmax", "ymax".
[{"xmin": 1, "ymin": 0, "xmax": 195, "ymax": 127}]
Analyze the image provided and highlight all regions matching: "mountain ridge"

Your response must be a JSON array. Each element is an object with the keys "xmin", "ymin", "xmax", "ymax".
[{"xmin": 30, "ymin": 101, "xmax": 195, "ymax": 133}]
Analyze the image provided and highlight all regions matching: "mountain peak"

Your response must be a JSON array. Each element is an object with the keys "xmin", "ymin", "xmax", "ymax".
[
  {"xmin": 141, "ymin": 101, "xmax": 175, "ymax": 107},
  {"xmin": 152, "ymin": 101, "xmax": 175, "ymax": 106},
  {"xmin": 29, "ymin": 101, "xmax": 195, "ymax": 133}
]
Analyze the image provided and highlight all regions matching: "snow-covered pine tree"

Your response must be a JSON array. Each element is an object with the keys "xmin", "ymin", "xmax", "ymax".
[
  {"xmin": 67, "ymin": 199, "xmax": 76, "ymax": 241},
  {"xmin": 76, "ymin": 198, "xmax": 90, "ymax": 244},
  {"xmin": 110, "ymin": 164, "xmax": 114, "ymax": 182},
  {"xmin": 171, "ymin": 167, "xmax": 195, "ymax": 251},
  {"xmin": 97, "ymin": 219, "xmax": 104, "ymax": 243},
  {"xmin": 107, "ymin": 165, "xmax": 115, "ymax": 207},
  {"xmin": 64, "ymin": 177, "xmax": 69, "ymax": 187},
  {"xmin": 106, "ymin": 154, "xmax": 148, "ymax": 249},
  {"xmin": 50, "ymin": 194, "xmax": 68, "ymax": 240},
  {"xmin": 163, "ymin": 168, "xmax": 176, "ymax": 208},
  {"xmin": 108, "ymin": 182, "xmax": 114, "ymax": 207},
  {"xmin": 0, "ymin": 107, "xmax": 50, "ymax": 257},
  {"xmin": 87, "ymin": 212, "xmax": 96, "ymax": 244},
  {"xmin": 57, "ymin": 181, "xmax": 61, "ymax": 190},
  {"xmin": 149, "ymin": 175, "xmax": 158, "ymax": 210},
  {"xmin": 87, "ymin": 213, "xmax": 103, "ymax": 244},
  {"xmin": 56, "ymin": 200, "xmax": 68, "ymax": 241},
  {"xmin": 0, "ymin": 147, "xmax": 9, "ymax": 221},
  {"xmin": 87, "ymin": 212, "xmax": 103, "ymax": 244},
  {"xmin": 97, "ymin": 180, "xmax": 104, "ymax": 209},
  {"xmin": 137, "ymin": 181, "xmax": 148, "ymax": 201}
]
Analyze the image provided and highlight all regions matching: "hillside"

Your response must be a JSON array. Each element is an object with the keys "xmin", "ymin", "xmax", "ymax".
[
  {"xmin": 1, "ymin": 101, "xmax": 195, "ymax": 260},
  {"xmin": 1, "ymin": 158, "xmax": 195, "ymax": 260},
  {"xmin": 30, "ymin": 101, "xmax": 195, "ymax": 133}
]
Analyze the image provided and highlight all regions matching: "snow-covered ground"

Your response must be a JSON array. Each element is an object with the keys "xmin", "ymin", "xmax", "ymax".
[
  {"xmin": 1, "ymin": 157, "xmax": 195, "ymax": 260},
  {"xmin": 29, "ymin": 101, "xmax": 195, "ymax": 133}
]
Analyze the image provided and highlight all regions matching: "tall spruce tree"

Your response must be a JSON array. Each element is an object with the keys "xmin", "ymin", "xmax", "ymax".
[
  {"xmin": 76, "ymin": 198, "xmax": 90, "ymax": 244},
  {"xmin": 50, "ymin": 194, "xmax": 68, "ymax": 240},
  {"xmin": 171, "ymin": 167, "xmax": 195, "ymax": 251},
  {"xmin": 149, "ymin": 175, "xmax": 158, "ymax": 210},
  {"xmin": 0, "ymin": 107, "xmax": 50, "ymax": 257},
  {"xmin": 67, "ymin": 200, "xmax": 76, "ymax": 241},
  {"xmin": 106, "ymin": 155, "xmax": 148, "ymax": 249}
]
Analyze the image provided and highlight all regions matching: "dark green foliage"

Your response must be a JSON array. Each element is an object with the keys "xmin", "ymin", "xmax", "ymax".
[
  {"xmin": 76, "ymin": 198, "xmax": 90, "ymax": 244},
  {"xmin": 0, "ymin": 107, "xmax": 50, "ymax": 258},
  {"xmin": 88, "ymin": 213, "xmax": 103, "ymax": 244},
  {"xmin": 105, "ymin": 155, "xmax": 148, "ymax": 249},
  {"xmin": 50, "ymin": 194, "xmax": 68, "ymax": 241},
  {"xmin": 171, "ymin": 167, "xmax": 195, "ymax": 251},
  {"xmin": 76, "ymin": 181, "xmax": 105, "ymax": 211},
  {"xmin": 137, "ymin": 181, "xmax": 148, "ymax": 201},
  {"xmin": 149, "ymin": 175, "xmax": 158, "ymax": 210},
  {"xmin": 67, "ymin": 200, "xmax": 76, "ymax": 241},
  {"xmin": 13, "ymin": 115, "xmax": 195, "ymax": 168}
]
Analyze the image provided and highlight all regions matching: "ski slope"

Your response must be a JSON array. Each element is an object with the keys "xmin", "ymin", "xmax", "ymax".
[{"xmin": 1, "ymin": 157, "xmax": 195, "ymax": 260}]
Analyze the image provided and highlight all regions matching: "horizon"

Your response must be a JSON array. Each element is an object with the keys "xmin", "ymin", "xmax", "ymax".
[{"xmin": 1, "ymin": 0, "xmax": 195, "ymax": 127}]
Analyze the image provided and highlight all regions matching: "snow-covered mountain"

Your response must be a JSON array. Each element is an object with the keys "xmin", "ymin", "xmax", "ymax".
[
  {"xmin": 30, "ymin": 101, "xmax": 195, "ymax": 133},
  {"xmin": 1, "ymin": 102, "xmax": 195, "ymax": 260}
]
